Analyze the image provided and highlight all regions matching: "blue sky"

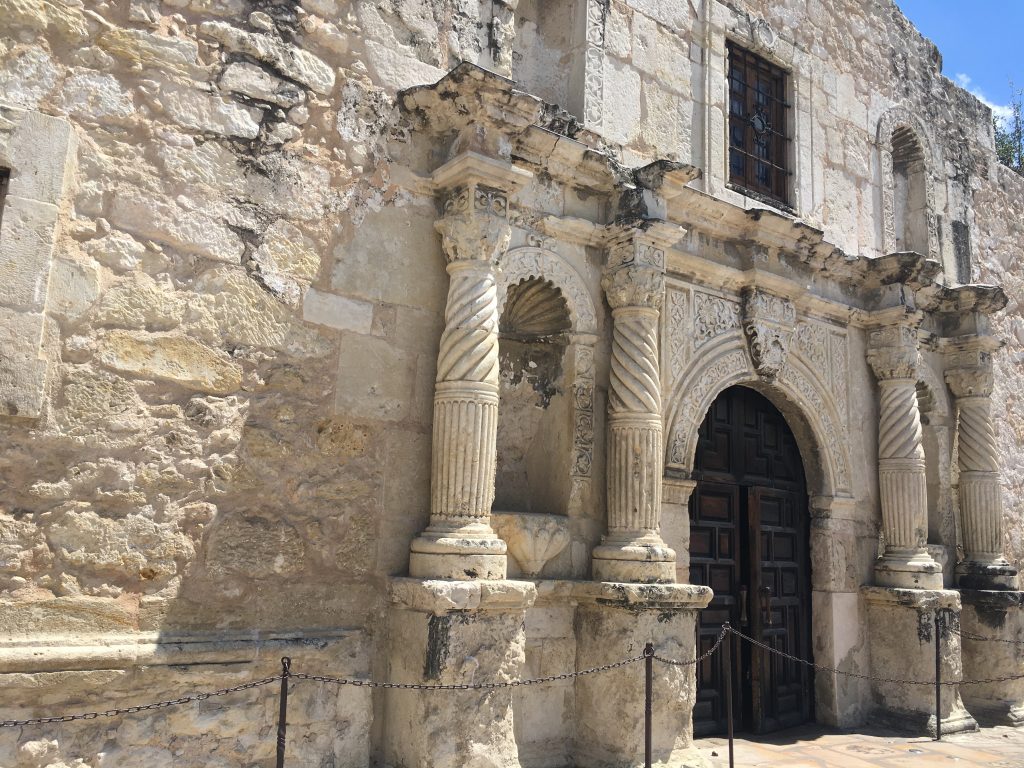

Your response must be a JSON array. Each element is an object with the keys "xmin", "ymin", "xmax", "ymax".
[{"xmin": 896, "ymin": 0, "xmax": 1022, "ymax": 122}]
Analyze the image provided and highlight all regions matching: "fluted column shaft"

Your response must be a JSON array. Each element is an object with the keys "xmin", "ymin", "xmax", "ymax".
[
  {"xmin": 592, "ymin": 238, "xmax": 676, "ymax": 584},
  {"xmin": 946, "ymin": 366, "xmax": 1018, "ymax": 589},
  {"xmin": 867, "ymin": 323, "xmax": 942, "ymax": 589},
  {"xmin": 409, "ymin": 184, "xmax": 512, "ymax": 580}
]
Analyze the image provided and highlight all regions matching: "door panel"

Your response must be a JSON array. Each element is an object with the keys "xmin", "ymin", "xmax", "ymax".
[{"xmin": 690, "ymin": 386, "xmax": 812, "ymax": 736}]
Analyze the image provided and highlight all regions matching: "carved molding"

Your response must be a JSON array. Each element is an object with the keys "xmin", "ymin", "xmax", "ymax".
[
  {"xmin": 582, "ymin": 0, "xmax": 607, "ymax": 129},
  {"xmin": 496, "ymin": 246, "xmax": 598, "ymax": 334},
  {"xmin": 664, "ymin": 345, "xmax": 853, "ymax": 495},
  {"xmin": 665, "ymin": 288, "xmax": 689, "ymax": 381},
  {"xmin": 742, "ymin": 288, "xmax": 795, "ymax": 381},
  {"xmin": 693, "ymin": 291, "xmax": 741, "ymax": 349}
]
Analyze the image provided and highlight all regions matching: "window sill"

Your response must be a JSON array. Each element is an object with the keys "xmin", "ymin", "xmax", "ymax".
[{"xmin": 726, "ymin": 182, "xmax": 796, "ymax": 218}]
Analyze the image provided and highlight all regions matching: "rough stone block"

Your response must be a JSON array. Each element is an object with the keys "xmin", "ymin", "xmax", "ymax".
[
  {"xmin": 303, "ymin": 287, "xmax": 374, "ymax": 334},
  {"xmin": 335, "ymin": 334, "xmax": 415, "ymax": 422},
  {"xmin": 95, "ymin": 330, "xmax": 243, "ymax": 395},
  {"xmin": 960, "ymin": 589, "xmax": 1024, "ymax": 726}
]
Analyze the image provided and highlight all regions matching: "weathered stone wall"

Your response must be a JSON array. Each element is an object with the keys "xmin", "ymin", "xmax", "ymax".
[
  {"xmin": 0, "ymin": 0, "xmax": 1021, "ymax": 764},
  {"xmin": 975, "ymin": 164, "xmax": 1024, "ymax": 570}
]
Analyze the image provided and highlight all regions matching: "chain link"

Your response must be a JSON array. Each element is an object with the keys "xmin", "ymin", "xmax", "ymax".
[
  {"xmin": 0, "ymin": 675, "xmax": 282, "ymax": 728},
  {"xmin": 292, "ymin": 653, "xmax": 646, "ymax": 690},
  {"xmin": 651, "ymin": 626, "xmax": 729, "ymax": 667},
  {"xmin": 724, "ymin": 625, "xmax": 1024, "ymax": 687},
  {"xmin": 950, "ymin": 624, "xmax": 1024, "ymax": 647}
]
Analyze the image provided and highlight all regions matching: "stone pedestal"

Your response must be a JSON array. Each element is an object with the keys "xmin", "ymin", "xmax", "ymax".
[
  {"xmin": 862, "ymin": 587, "xmax": 977, "ymax": 735},
  {"xmin": 573, "ymin": 582, "xmax": 713, "ymax": 768},
  {"xmin": 386, "ymin": 578, "xmax": 537, "ymax": 768},
  {"xmin": 959, "ymin": 589, "xmax": 1024, "ymax": 726}
]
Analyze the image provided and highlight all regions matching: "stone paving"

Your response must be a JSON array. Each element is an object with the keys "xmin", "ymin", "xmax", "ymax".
[{"xmin": 695, "ymin": 724, "xmax": 1024, "ymax": 767}]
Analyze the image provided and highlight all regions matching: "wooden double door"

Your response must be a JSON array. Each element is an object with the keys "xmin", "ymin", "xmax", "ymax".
[{"xmin": 689, "ymin": 386, "xmax": 813, "ymax": 736}]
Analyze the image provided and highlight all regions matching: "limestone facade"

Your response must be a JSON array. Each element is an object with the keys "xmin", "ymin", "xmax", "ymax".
[{"xmin": 0, "ymin": 0, "xmax": 1023, "ymax": 766}]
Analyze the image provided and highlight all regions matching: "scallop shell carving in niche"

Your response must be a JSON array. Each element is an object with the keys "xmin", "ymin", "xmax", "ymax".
[
  {"xmin": 490, "ymin": 512, "xmax": 571, "ymax": 578},
  {"xmin": 500, "ymin": 278, "xmax": 571, "ymax": 337}
]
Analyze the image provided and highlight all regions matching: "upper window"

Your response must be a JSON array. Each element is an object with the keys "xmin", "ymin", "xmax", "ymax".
[{"xmin": 728, "ymin": 43, "xmax": 791, "ymax": 206}]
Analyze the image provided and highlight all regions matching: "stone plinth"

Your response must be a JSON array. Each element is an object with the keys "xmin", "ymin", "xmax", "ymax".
[
  {"xmin": 386, "ymin": 578, "xmax": 537, "ymax": 768},
  {"xmin": 862, "ymin": 587, "xmax": 977, "ymax": 736},
  {"xmin": 959, "ymin": 589, "xmax": 1024, "ymax": 726},
  {"xmin": 573, "ymin": 582, "xmax": 713, "ymax": 768}
]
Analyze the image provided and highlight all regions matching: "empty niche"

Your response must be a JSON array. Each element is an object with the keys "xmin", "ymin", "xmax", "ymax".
[
  {"xmin": 494, "ymin": 277, "xmax": 572, "ymax": 517},
  {"xmin": 511, "ymin": 0, "xmax": 586, "ymax": 119},
  {"xmin": 891, "ymin": 126, "xmax": 930, "ymax": 256}
]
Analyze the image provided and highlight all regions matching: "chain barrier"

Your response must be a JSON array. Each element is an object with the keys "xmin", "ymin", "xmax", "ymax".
[
  {"xmin": 292, "ymin": 652, "xmax": 647, "ymax": 691},
  {"xmin": 723, "ymin": 624, "xmax": 1024, "ymax": 687},
  {"xmin": 651, "ymin": 625, "xmax": 729, "ymax": 667},
  {"xmin": 5, "ymin": 620, "xmax": 1024, "ymax": 733},
  {"xmin": 950, "ymin": 623, "xmax": 1024, "ymax": 646},
  {"xmin": 0, "ymin": 675, "xmax": 283, "ymax": 728}
]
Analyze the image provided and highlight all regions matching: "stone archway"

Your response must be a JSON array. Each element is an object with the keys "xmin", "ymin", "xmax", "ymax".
[{"xmin": 663, "ymin": 336, "xmax": 860, "ymax": 727}]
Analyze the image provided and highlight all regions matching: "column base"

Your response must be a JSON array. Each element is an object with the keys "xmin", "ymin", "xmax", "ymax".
[
  {"xmin": 409, "ymin": 526, "xmax": 508, "ymax": 580},
  {"xmin": 874, "ymin": 551, "xmax": 943, "ymax": 590},
  {"xmin": 591, "ymin": 538, "xmax": 677, "ymax": 584},
  {"xmin": 862, "ymin": 586, "xmax": 977, "ymax": 737},
  {"xmin": 573, "ymin": 582, "xmax": 713, "ymax": 768},
  {"xmin": 960, "ymin": 589, "xmax": 1024, "ymax": 727},
  {"xmin": 956, "ymin": 560, "xmax": 1020, "ymax": 591},
  {"xmin": 386, "ymin": 578, "xmax": 537, "ymax": 768}
]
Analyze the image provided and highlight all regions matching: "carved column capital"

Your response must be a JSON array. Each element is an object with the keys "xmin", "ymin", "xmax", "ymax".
[
  {"xmin": 742, "ymin": 287, "xmax": 795, "ymax": 381},
  {"xmin": 945, "ymin": 367, "xmax": 994, "ymax": 399},
  {"xmin": 867, "ymin": 324, "xmax": 920, "ymax": 381},
  {"xmin": 435, "ymin": 185, "xmax": 512, "ymax": 265},
  {"xmin": 602, "ymin": 265, "xmax": 665, "ymax": 311}
]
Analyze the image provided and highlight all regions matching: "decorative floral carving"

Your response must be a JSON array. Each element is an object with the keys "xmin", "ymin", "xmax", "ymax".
[
  {"xmin": 748, "ymin": 15, "xmax": 778, "ymax": 52},
  {"xmin": 829, "ymin": 331, "xmax": 849, "ymax": 423},
  {"xmin": 666, "ymin": 289, "xmax": 688, "ymax": 379},
  {"xmin": 693, "ymin": 292, "xmax": 741, "ymax": 348},
  {"xmin": 742, "ymin": 289, "xmax": 795, "ymax": 381},
  {"xmin": 583, "ymin": 0, "xmax": 607, "ymax": 128},
  {"xmin": 795, "ymin": 322, "xmax": 828, "ymax": 373}
]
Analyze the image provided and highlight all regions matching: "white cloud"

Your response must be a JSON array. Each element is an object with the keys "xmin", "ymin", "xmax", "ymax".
[{"xmin": 956, "ymin": 72, "xmax": 1014, "ymax": 126}]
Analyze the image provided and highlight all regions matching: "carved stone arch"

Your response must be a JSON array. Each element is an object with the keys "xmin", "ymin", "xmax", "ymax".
[
  {"xmin": 664, "ymin": 342, "xmax": 852, "ymax": 498},
  {"xmin": 876, "ymin": 106, "xmax": 940, "ymax": 259},
  {"xmin": 496, "ymin": 246, "xmax": 598, "ymax": 335}
]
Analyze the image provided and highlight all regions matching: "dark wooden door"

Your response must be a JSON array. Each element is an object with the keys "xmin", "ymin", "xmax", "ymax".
[{"xmin": 689, "ymin": 386, "xmax": 812, "ymax": 736}]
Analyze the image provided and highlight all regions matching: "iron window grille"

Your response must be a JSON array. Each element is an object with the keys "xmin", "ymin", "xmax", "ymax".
[{"xmin": 727, "ymin": 42, "xmax": 792, "ymax": 206}]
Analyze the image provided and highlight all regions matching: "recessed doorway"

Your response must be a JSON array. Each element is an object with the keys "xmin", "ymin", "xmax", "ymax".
[{"xmin": 690, "ymin": 385, "xmax": 813, "ymax": 735}]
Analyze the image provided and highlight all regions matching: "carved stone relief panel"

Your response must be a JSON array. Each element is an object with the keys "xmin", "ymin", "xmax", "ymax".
[
  {"xmin": 664, "ymin": 287, "xmax": 689, "ymax": 387},
  {"xmin": 742, "ymin": 288, "xmax": 795, "ymax": 381},
  {"xmin": 693, "ymin": 291, "xmax": 741, "ymax": 350},
  {"xmin": 792, "ymin": 319, "xmax": 850, "ymax": 426},
  {"xmin": 583, "ymin": 0, "xmax": 607, "ymax": 129}
]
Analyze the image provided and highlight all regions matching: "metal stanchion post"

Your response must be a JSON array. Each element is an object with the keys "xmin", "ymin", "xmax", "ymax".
[
  {"xmin": 934, "ymin": 610, "xmax": 942, "ymax": 741},
  {"xmin": 277, "ymin": 657, "xmax": 291, "ymax": 768},
  {"xmin": 724, "ymin": 625, "xmax": 734, "ymax": 768},
  {"xmin": 644, "ymin": 642, "xmax": 653, "ymax": 768}
]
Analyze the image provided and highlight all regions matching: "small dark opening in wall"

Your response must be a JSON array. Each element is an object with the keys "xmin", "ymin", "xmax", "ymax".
[
  {"xmin": 951, "ymin": 220, "xmax": 972, "ymax": 284},
  {"xmin": 0, "ymin": 168, "xmax": 10, "ymax": 233}
]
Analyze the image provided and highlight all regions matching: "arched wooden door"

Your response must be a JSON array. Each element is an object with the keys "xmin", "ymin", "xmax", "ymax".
[{"xmin": 689, "ymin": 386, "xmax": 813, "ymax": 735}]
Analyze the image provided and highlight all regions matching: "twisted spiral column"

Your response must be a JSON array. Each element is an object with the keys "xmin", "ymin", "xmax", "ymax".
[
  {"xmin": 592, "ymin": 263, "xmax": 675, "ymax": 583},
  {"xmin": 409, "ymin": 188, "xmax": 511, "ymax": 580},
  {"xmin": 947, "ymin": 367, "xmax": 1018, "ymax": 589},
  {"xmin": 867, "ymin": 326, "xmax": 942, "ymax": 589}
]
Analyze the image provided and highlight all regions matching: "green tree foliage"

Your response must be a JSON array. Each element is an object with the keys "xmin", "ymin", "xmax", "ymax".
[{"xmin": 995, "ymin": 84, "xmax": 1024, "ymax": 175}]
